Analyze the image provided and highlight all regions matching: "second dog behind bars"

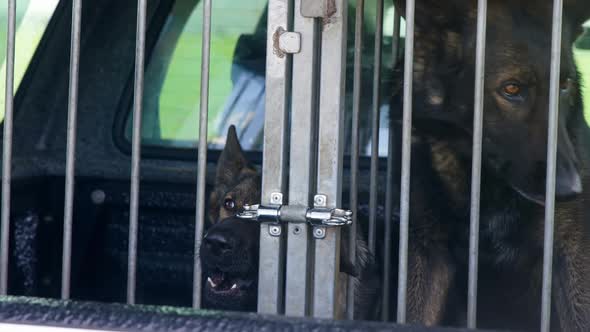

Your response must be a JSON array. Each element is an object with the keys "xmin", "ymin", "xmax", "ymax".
[
  {"xmin": 386, "ymin": 0, "xmax": 590, "ymax": 331},
  {"xmin": 199, "ymin": 126, "xmax": 381, "ymax": 319}
]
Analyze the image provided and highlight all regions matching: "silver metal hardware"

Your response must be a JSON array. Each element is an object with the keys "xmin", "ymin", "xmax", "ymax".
[
  {"xmin": 314, "ymin": 194, "xmax": 326, "ymax": 207},
  {"xmin": 269, "ymin": 225, "xmax": 282, "ymax": 236},
  {"xmin": 301, "ymin": 0, "xmax": 336, "ymax": 19},
  {"xmin": 306, "ymin": 207, "xmax": 352, "ymax": 227},
  {"xmin": 313, "ymin": 227, "xmax": 326, "ymax": 239},
  {"xmin": 271, "ymin": 192, "xmax": 283, "ymax": 205},
  {"xmin": 278, "ymin": 30, "xmax": 301, "ymax": 54},
  {"xmin": 91, "ymin": 189, "xmax": 106, "ymax": 205},
  {"xmin": 237, "ymin": 197, "xmax": 352, "ymax": 240}
]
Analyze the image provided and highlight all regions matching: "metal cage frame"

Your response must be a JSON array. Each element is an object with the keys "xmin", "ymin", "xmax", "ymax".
[{"xmin": 0, "ymin": 0, "xmax": 574, "ymax": 331}]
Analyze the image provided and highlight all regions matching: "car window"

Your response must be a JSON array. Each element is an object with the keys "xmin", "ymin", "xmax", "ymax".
[
  {"xmin": 0, "ymin": 0, "xmax": 60, "ymax": 121},
  {"xmin": 124, "ymin": 0, "xmax": 409, "ymax": 156},
  {"xmin": 124, "ymin": 0, "xmax": 268, "ymax": 151}
]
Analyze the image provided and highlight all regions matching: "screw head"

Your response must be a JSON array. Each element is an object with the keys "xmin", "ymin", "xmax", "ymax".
[
  {"xmin": 269, "ymin": 225, "xmax": 281, "ymax": 236},
  {"xmin": 313, "ymin": 227, "xmax": 326, "ymax": 239},
  {"xmin": 271, "ymin": 193, "xmax": 283, "ymax": 205},
  {"xmin": 314, "ymin": 195, "xmax": 326, "ymax": 207},
  {"xmin": 293, "ymin": 226, "xmax": 301, "ymax": 235},
  {"xmin": 91, "ymin": 189, "xmax": 106, "ymax": 205}
]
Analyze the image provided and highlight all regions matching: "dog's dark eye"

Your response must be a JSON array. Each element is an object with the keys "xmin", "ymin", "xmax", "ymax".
[
  {"xmin": 560, "ymin": 80, "xmax": 569, "ymax": 91},
  {"xmin": 223, "ymin": 198, "xmax": 236, "ymax": 211},
  {"xmin": 500, "ymin": 81, "xmax": 527, "ymax": 101},
  {"xmin": 502, "ymin": 83, "xmax": 521, "ymax": 96},
  {"xmin": 560, "ymin": 78, "xmax": 574, "ymax": 93}
]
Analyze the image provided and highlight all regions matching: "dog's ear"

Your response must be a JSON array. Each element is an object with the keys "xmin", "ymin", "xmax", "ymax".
[
  {"xmin": 565, "ymin": 0, "xmax": 590, "ymax": 31},
  {"xmin": 393, "ymin": 0, "xmax": 467, "ymax": 30},
  {"xmin": 216, "ymin": 125, "xmax": 249, "ymax": 188}
]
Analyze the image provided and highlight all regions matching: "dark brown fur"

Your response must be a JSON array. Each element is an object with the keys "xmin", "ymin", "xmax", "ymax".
[{"xmin": 389, "ymin": 0, "xmax": 590, "ymax": 330}]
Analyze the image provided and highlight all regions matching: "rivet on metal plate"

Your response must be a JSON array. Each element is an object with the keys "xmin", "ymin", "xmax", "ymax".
[
  {"xmin": 313, "ymin": 227, "xmax": 326, "ymax": 239},
  {"xmin": 314, "ymin": 194, "xmax": 327, "ymax": 207},
  {"xmin": 269, "ymin": 225, "xmax": 282, "ymax": 237},
  {"xmin": 271, "ymin": 192, "xmax": 283, "ymax": 205}
]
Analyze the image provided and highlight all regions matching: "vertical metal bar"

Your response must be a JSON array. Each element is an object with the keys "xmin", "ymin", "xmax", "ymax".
[
  {"xmin": 193, "ymin": 0, "xmax": 212, "ymax": 309},
  {"xmin": 127, "ymin": 0, "xmax": 148, "ymax": 305},
  {"xmin": 382, "ymin": 10, "xmax": 401, "ymax": 322},
  {"xmin": 257, "ymin": 0, "xmax": 292, "ymax": 315},
  {"xmin": 541, "ymin": 0, "xmax": 563, "ymax": 330},
  {"xmin": 467, "ymin": 0, "xmax": 487, "ymax": 327},
  {"xmin": 368, "ymin": 0, "xmax": 384, "ymax": 255},
  {"xmin": 347, "ymin": 0, "xmax": 364, "ymax": 320},
  {"xmin": 285, "ymin": 0, "xmax": 319, "ymax": 317},
  {"xmin": 313, "ymin": 0, "xmax": 347, "ymax": 319},
  {"xmin": 61, "ymin": 0, "xmax": 83, "ymax": 301},
  {"xmin": 397, "ymin": 0, "xmax": 415, "ymax": 324},
  {"xmin": 0, "ymin": 0, "xmax": 16, "ymax": 296}
]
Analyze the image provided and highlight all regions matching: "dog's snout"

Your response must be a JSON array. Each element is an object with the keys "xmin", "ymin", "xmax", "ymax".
[{"xmin": 204, "ymin": 232, "xmax": 234, "ymax": 257}]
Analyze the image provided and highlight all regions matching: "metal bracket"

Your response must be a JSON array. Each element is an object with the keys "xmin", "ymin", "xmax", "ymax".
[
  {"xmin": 301, "ymin": 0, "xmax": 337, "ymax": 19},
  {"xmin": 239, "ymin": 192, "xmax": 283, "ymax": 237},
  {"xmin": 236, "ymin": 193, "xmax": 352, "ymax": 240}
]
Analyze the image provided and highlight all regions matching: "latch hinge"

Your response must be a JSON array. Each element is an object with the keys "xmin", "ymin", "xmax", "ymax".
[{"xmin": 236, "ymin": 194, "xmax": 352, "ymax": 239}]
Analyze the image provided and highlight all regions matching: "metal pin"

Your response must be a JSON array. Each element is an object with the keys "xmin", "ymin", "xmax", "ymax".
[
  {"xmin": 467, "ymin": 0, "xmax": 487, "ymax": 327},
  {"xmin": 127, "ymin": 0, "xmax": 148, "ymax": 305},
  {"xmin": 541, "ymin": 0, "xmax": 564, "ymax": 330},
  {"xmin": 397, "ymin": 0, "xmax": 416, "ymax": 323},
  {"xmin": 62, "ymin": 0, "xmax": 83, "ymax": 301},
  {"xmin": 0, "ymin": 0, "xmax": 16, "ymax": 296},
  {"xmin": 193, "ymin": 0, "xmax": 212, "ymax": 309}
]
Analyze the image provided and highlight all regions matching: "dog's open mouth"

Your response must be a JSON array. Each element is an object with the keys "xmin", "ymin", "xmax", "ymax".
[{"xmin": 206, "ymin": 269, "xmax": 255, "ymax": 295}]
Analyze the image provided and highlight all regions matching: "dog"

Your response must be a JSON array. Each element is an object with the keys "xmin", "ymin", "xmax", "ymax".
[
  {"xmin": 387, "ymin": 0, "xmax": 590, "ymax": 330},
  {"xmin": 199, "ymin": 126, "xmax": 381, "ymax": 319}
]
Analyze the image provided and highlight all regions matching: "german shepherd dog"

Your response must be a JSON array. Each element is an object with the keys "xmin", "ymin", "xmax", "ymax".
[
  {"xmin": 387, "ymin": 0, "xmax": 590, "ymax": 330},
  {"xmin": 199, "ymin": 126, "xmax": 380, "ymax": 318}
]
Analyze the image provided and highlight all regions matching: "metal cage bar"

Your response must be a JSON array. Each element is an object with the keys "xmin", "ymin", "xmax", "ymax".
[
  {"xmin": 382, "ymin": 9, "xmax": 401, "ymax": 322},
  {"xmin": 467, "ymin": 0, "xmax": 487, "ymax": 327},
  {"xmin": 257, "ymin": 0, "xmax": 292, "ymax": 315},
  {"xmin": 193, "ymin": 0, "xmax": 212, "ymax": 309},
  {"xmin": 285, "ymin": 0, "xmax": 319, "ymax": 316},
  {"xmin": 127, "ymin": 0, "xmax": 148, "ymax": 305},
  {"xmin": 368, "ymin": 0, "xmax": 385, "ymax": 255},
  {"xmin": 397, "ymin": 0, "xmax": 416, "ymax": 323},
  {"xmin": 541, "ymin": 0, "xmax": 564, "ymax": 330},
  {"xmin": 61, "ymin": 0, "xmax": 83, "ymax": 301},
  {"xmin": 313, "ymin": 0, "xmax": 348, "ymax": 319},
  {"xmin": 346, "ymin": 0, "xmax": 364, "ymax": 320},
  {"xmin": 0, "ymin": 0, "xmax": 16, "ymax": 296}
]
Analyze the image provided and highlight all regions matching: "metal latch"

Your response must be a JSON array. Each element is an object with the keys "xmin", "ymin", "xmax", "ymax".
[{"xmin": 236, "ymin": 194, "xmax": 352, "ymax": 239}]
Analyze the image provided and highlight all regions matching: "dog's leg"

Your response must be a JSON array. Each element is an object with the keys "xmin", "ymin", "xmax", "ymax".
[
  {"xmin": 406, "ymin": 242, "xmax": 454, "ymax": 326},
  {"xmin": 552, "ymin": 240, "xmax": 590, "ymax": 331}
]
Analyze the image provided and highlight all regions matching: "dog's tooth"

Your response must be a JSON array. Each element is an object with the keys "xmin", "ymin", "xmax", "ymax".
[
  {"xmin": 231, "ymin": 284, "xmax": 237, "ymax": 290},
  {"xmin": 207, "ymin": 277, "xmax": 217, "ymax": 288}
]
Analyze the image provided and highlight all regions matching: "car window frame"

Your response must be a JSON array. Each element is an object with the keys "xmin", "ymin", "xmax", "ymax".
[{"xmin": 112, "ymin": 0, "xmax": 390, "ymax": 170}]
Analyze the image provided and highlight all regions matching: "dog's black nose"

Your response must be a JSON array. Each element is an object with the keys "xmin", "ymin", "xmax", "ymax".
[{"xmin": 204, "ymin": 232, "xmax": 233, "ymax": 256}]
